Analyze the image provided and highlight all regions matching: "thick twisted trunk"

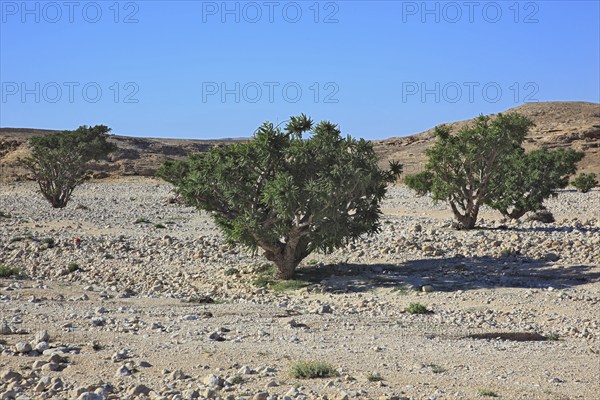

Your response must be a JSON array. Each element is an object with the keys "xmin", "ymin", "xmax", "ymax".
[
  {"xmin": 450, "ymin": 201, "xmax": 479, "ymax": 230},
  {"xmin": 257, "ymin": 228, "xmax": 309, "ymax": 280}
]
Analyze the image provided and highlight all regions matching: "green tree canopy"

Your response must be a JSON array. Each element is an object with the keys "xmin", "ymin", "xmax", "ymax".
[
  {"xmin": 159, "ymin": 114, "xmax": 402, "ymax": 279},
  {"xmin": 23, "ymin": 125, "xmax": 116, "ymax": 208},
  {"xmin": 488, "ymin": 148, "xmax": 583, "ymax": 219},
  {"xmin": 406, "ymin": 113, "xmax": 534, "ymax": 229}
]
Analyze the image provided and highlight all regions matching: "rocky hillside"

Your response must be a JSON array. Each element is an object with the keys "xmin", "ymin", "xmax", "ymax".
[
  {"xmin": 374, "ymin": 101, "xmax": 600, "ymax": 177},
  {"xmin": 1, "ymin": 102, "xmax": 598, "ymax": 182},
  {"xmin": 0, "ymin": 129, "xmax": 240, "ymax": 181}
]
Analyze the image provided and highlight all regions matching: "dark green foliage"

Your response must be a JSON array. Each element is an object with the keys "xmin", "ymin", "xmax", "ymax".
[
  {"xmin": 0, "ymin": 264, "xmax": 21, "ymax": 278},
  {"xmin": 67, "ymin": 262, "xmax": 80, "ymax": 273},
  {"xmin": 367, "ymin": 373, "xmax": 384, "ymax": 382},
  {"xmin": 224, "ymin": 267, "xmax": 240, "ymax": 276},
  {"xmin": 488, "ymin": 149, "xmax": 583, "ymax": 219},
  {"xmin": 22, "ymin": 125, "xmax": 116, "ymax": 208},
  {"xmin": 405, "ymin": 113, "xmax": 583, "ymax": 228},
  {"xmin": 427, "ymin": 364, "xmax": 447, "ymax": 374},
  {"xmin": 159, "ymin": 114, "xmax": 401, "ymax": 279},
  {"xmin": 406, "ymin": 302, "xmax": 428, "ymax": 314},
  {"xmin": 229, "ymin": 375, "xmax": 244, "ymax": 385},
  {"xmin": 289, "ymin": 361, "xmax": 338, "ymax": 378},
  {"xmin": 405, "ymin": 113, "xmax": 533, "ymax": 229},
  {"xmin": 572, "ymin": 172, "xmax": 598, "ymax": 193},
  {"xmin": 478, "ymin": 389, "xmax": 499, "ymax": 397},
  {"xmin": 403, "ymin": 171, "xmax": 433, "ymax": 196}
]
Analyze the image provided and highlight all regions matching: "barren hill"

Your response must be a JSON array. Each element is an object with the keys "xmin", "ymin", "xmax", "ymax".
[
  {"xmin": 373, "ymin": 101, "xmax": 600, "ymax": 177},
  {"xmin": 1, "ymin": 101, "xmax": 598, "ymax": 182}
]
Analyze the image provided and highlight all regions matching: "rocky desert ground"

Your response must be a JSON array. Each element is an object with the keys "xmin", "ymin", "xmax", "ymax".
[{"xmin": 1, "ymin": 179, "xmax": 599, "ymax": 400}]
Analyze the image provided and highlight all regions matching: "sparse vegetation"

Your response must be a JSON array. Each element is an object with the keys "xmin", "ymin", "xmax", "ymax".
[
  {"xmin": 0, "ymin": 210, "xmax": 11, "ymax": 218},
  {"xmin": 91, "ymin": 341, "xmax": 104, "ymax": 351},
  {"xmin": 0, "ymin": 264, "xmax": 21, "ymax": 278},
  {"xmin": 158, "ymin": 114, "xmax": 401, "ymax": 279},
  {"xmin": 10, "ymin": 234, "xmax": 33, "ymax": 243},
  {"xmin": 252, "ymin": 264, "xmax": 309, "ymax": 292},
  {"xmin": 224, "ymin": 267, "xmax": 240, "ymax": 276},
  {"xmin": 546, "ymin": 333, "xmax": 560, "ymax": 341},
  {"xmin": 154, "ymin": 223, "xmax": 166, "ymax": 229},
  {"xmin": 406, "ymin": 302, "xmax": 428, "ymax": 314},
  {"xmin": 229, "ymin": 375, "xmax": 244, "ymax": 385},
  {"xmin": 21, "ymin": 125, "xmax": 116, "ymax": 208},
  {"xmin": 367, "ymin": 372, "xmax": 384, "ymax": 382},
  {"xmin": 134, "ymin": 217, "xmax": 150, "ymax": 224},
  {"xmin": 67, "ymin": 262, "xmax": 80, "ymax": 273},
  {"xmin": 478, "ymin": 388, "xmax": 499, "ymax": 397},
  {"xmin": 572, "ymin": 172, "xmax": 598, "ymax": 193},
  {"xmin": 426, "ymin": 363, "xmax": 446, "ymax": 374},
  {"xmin": 289, "ymin": 361, "xmax": 338, "ymax": 379},
  {"xmin": 41, "ymin": 237, "xmax": 55, "ymax": 247},
  {"xmin": 271, "ymin": 279, "xmax": 310, "ymax": 292}
]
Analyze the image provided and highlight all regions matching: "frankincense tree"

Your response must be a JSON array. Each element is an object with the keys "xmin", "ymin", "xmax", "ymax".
[{"xmin": 158, "ymin": 114, "xmax": 402, "ymax": 279}]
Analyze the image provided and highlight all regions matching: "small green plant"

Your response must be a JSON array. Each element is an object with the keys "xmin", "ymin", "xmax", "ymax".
[
  {"xmin": 572, "ymin": 172, "xmax": 598, "ymax": 193},
  {"xmin": 252, "ymin": 264, "xmax": 308, "ymax": 292},
  {"xmin": 41, "ymin": 237, "xmax": 55, "ymax": 247},
  {"xmin": 0, "ymin": 264, "xmax": 21, "ymax": 278},
  {"xmin": 426, "ymin": 363, "xmax": 446, "ymax": 374},
  {"xmin": 91, "ymin": 341, "xmax": 104, "ymax": 351},
  {"xmin": 229, "ymin": 375, "xmax": 244, "ymax": 385},
  {"xmin": 271, "ymin": 279, "xmax": 310, "ymax": 293},
  {"xmin": 253, "ymin": 275, "xmax": 275, "ymax": 288},
  {"xmin": 289, "ymin": 361, "xmax": 338, "ymax": 379},
  {"xmin": 134, "ymin": 217, "xmax": 150, "ymax": 224},
  {"xmin": 0, "ymin": 210, "xmax": 11, "ymax": 218},
  {"xmin": 253, "ymin": 263, "xmax": 276, "ymax": 288},
  {"xmin": 546, "ymin": 333, "xmax": 560, "ymax": 341},
  {"xmin": 256, "ymin": 263, "xmax": 275, "ymax": 274},
  {"xmin": 367, "ymin": 372, "xmax": 383, "ymax": 382},
  {"xmin": 10, "ymin": 234, "xmax": 33, "ymax": 243},
  {"xmin": 478, "ymin": 388, "xmax": 499, "ymax": 397},
  {"xmin": 406, "ymin": 303, "xmax": 428, "ymax": 315},
  {"xmin": 224, "ymin": 268, "xmax": 240, "ymax": 276},
  {"xmin": 154, "ymin": 223, "xmax": 166, "ymax": 229},
  {"xmin": 104, "ymin": 254, "xmax": 115, "ymax": 260},
  {"xmin": 306, "ymin": 259, "xmax": 318, "ymax": 266},
  {"xmin": 67, "ymin": 262, "xmax": 80, "ymax": 273}
]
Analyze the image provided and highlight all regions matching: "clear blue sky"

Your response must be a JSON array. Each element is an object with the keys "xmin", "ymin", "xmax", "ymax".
[{"xmin": 1, "ymin": 1, "xmax": 599, "ymax": 139}]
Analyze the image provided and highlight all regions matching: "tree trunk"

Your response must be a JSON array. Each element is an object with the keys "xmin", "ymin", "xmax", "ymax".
[
  {"xmin": 450, "ymin": 201, "xmax": 479, "ymax": 230},
  {"xmin": 273, "ymin": 257, "xmax": 300, "ymax": 280},
  {"xmin": 259, "ymin": 228, "xmax": 308, "ymax": 280}
]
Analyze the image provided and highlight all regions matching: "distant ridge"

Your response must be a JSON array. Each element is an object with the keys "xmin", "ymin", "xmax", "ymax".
[{"xmin": 1, "ymin": 101, "xmax": 598, "ymax": 181}]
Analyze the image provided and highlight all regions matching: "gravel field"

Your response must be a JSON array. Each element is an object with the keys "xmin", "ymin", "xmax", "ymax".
[{"xmin": 1, "ymin": 180, "xmax": 599, "ymax": 400}]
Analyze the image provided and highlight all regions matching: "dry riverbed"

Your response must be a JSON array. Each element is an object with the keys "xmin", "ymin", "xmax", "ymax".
[{"xmin": 1, "ymin": 180, "xmax": 599, "ymax": 400}]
